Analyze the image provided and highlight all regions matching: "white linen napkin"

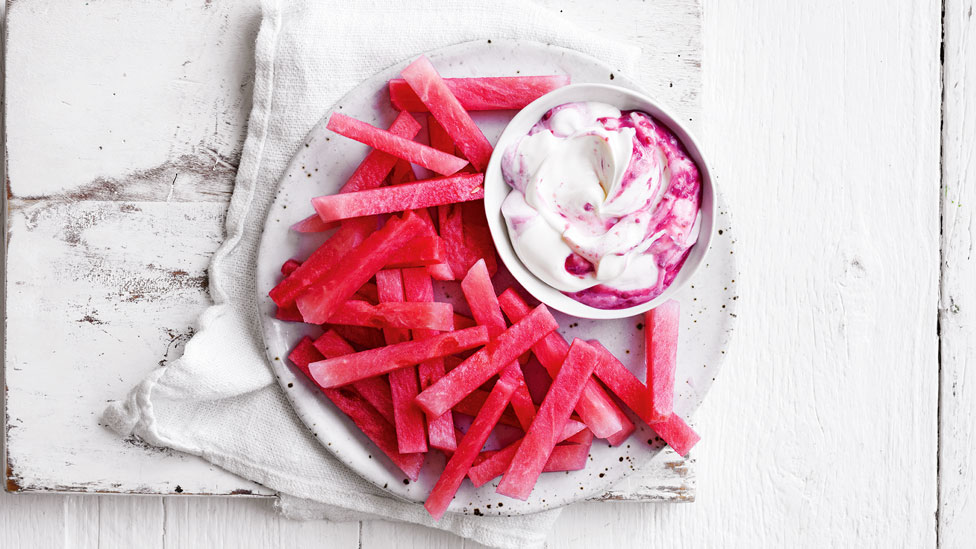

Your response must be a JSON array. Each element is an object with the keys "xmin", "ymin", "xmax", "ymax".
[{"xmin": 102, "ymin": 1, "xmax": 639, "ymax": 547}]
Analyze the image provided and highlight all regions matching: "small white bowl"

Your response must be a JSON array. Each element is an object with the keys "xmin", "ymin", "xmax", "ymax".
[{"xmin": 483, "ymin": 83, "xmax": 716, "ymax": 319}]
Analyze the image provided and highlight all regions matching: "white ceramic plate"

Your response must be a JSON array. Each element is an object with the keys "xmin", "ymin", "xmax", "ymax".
[{"xmin": 256, "ymin": 39, "xmax": 738, "ymax": 516}]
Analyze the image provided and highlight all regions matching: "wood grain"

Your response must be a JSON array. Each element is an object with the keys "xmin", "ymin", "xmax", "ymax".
[{"xmin": 939, "ymin": 0, "xmax": 976, "ymax": 546}]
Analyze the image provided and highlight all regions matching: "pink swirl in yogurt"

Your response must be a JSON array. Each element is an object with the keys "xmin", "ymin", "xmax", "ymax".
[{"xmin": 500, "ymin": 101, "xmax": 702, "ymax": 309}]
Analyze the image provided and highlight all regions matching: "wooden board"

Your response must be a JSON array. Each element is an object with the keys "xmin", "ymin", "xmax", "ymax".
[{"xmin": 2, "ymin": 0, "xmax": 702, "ymax": 502}]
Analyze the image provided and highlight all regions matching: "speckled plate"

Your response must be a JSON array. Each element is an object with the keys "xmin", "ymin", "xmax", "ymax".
[{"xmin": 256, "ymin": 40, "xmax": 738, "ymax": 516}]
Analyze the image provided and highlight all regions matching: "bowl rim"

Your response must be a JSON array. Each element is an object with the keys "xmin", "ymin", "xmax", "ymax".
[{"xmin": 483, "ymin": 82, "xmax": 717, "ymax": 319}]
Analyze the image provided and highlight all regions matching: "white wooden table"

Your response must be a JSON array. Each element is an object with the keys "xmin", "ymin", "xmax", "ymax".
[{"xmin": 1, "ymin": 0, "xmax": 970, "ymax": 547}]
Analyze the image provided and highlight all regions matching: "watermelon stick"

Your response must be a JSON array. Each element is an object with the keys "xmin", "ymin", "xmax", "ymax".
[
  {"xmin": 646, "ymin": 300, "xmax": 680, "ymax": 419},
  {"xmin": 389, "ymin": 75, "xmax": 571, "ymax": 112},
  {"xmin": 424, "ymin": 368, "xmax": 519, "ymax": 521},
  {"xmin": 291, "ymin": 213, "xmax": 333, "ymax": 234},
  {"xmin": 496, "ymin": 339, "xmax": 599, "ymax": 500},
  {"xmin": 339, "ymin": 111, "xmax": 423, "ymax": 194},
  {"xmin": 309, "ymin": 326, "xmax": 489, "ymax": 388},
  {"xmin": 542, "ymin": 441, "xmax": 592, "ymax": 473},
  {"xmin": 588, "ymin": 340, "xmax": 665, "ymax": 424},
  {"xmin": 402, "ymin": 268, "xmax": 457, "ymax": 452},
  {"xmin": 314, "ymin": 331, "xmax": 395, "ymax": 424},
  {"xmin": 326, "ymin": 113, "xmax": 468, "ymax": 176},
  {"xmin": 312, "ymin": 173, "xmax": 484, "ymax": 224},
  {"xmin": 270, "ymin": 216, "xmax": 376, "ymax": 308},
  {"xmin": 468, "ymin": 422, "xmax": 590, "ymax": 487},
  {"xmin": 454, "ymin": 388, "xmax": 522, "ymax": 428},
  {"xmin": 497, "ymin": 289, "xmax": 635, "ymax": 442},
  {"xmin": 384, "ymin": 236, "xmax": 446, "ymax": 268},
  {"xmin": 377, "ymin": 270, "xmax": 428, "ymax": 454},
  {"xmin": 460, "ymin": 259, "xmax": 537, "ymax": 431},
  {"xmin": 414, "ymin": 304, "xmax": 558, "ymax": 418},
  {"xmin": 296, "ymin": 211, "xmax": 426, "ymax": 324},
  {"xmin": 327, "ymin": 300, "xmax": 454, "ymax": 332},
  {"xmin": 288, "ymin": 337, "xmax": 423, "ymax": 481},
  {"xmin": 646, "ymin": 413, "xmax": 700, "ymax": 457},
  {"xmin": 400, "ymin": 56, "xmax": 494, "ymax": 171}
]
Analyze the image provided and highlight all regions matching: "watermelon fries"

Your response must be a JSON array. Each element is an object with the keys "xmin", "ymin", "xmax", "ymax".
[{"xmin": 273, "ymin": 56, "xmax": 699, "ymax": 520}]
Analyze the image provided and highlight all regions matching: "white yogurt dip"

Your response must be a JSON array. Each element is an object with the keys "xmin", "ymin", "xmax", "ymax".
[{"xmin": 500, "ymin": 101, "xmax": 702, "ymax": 309}]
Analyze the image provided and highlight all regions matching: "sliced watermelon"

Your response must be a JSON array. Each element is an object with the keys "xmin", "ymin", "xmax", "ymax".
[
  {"xmin": 326, "ymin": 324, "xmax": 386, "ymax": 351},
  {"xmin": 376, "ymin": 269, "xmax": 428, "ymax": 454},
  {"xmin": 564, "ymin": 427, "xmax": 595, "ymax": 446},
  {"xmin": 296, "ymin": 212, "xmax": 426, "ymax": 324},
  {"xmin": 521, "ymin": 355, "xmax": 553, "ymax": 404},
  {"xmin": 291, "ymin": 213, "xmax": 336, "ymax": 234},
  {"xmin": 281, "ymin": 259, "xmax": 301, "ymax": 276},
  {"xmin": 437, "ymin": 204, "xmax": 476, "ymax": 281},
  {"xmin": 649, "ymin": 413, "xmax": 700, "ymax": 457},
  {"xmin": 326, "ymin": 300, "xmax": 454, "ymax": 332},
  {"xmin": 497, "ymin": 288, "xmax": 635, "ymax": 441},
  {"xmin": 313, "ymin": 331, "xmax": 395, "ymax": 423},
  {"xmin": 496, "ymin": 339, "xmax": 599, "ymax": 500},
  {"xmin": 312, "ymin": 173, "xmax": 484, "ymax": 224},
  {"xmin": 309, "ymin": 325, "xmax": 489, "ymax": 388},
  {"xmin": 353, "ymin": 281, "xmax": 380, "ymax": 304},
  {"xmin": 424, "ymin": 368, "xmax": 519, "ymax": 520},
  {"xmin": 339, "ymin": 111, "xmax": 423, "ymax": 194},
  {"xmin": 269, "ymin": 216, "xmax": 376, "ymax": 308},
  {"xmin": 402, "ymin": 267, "xmax": 456, "ymax": 452},
  {"xmin": 390, "ymin": 158, "xmax": 417, "ymax": 184},
  {"xmin": 390, "ymin": 75, "xmax": 571, "ymax": 112},
  {"xmin": 467, "ymin": 420, "xmax": 589, "ymax": 487},
  {"xmin": 427, "ymin": 115, "xmax": 456, "ymax": 153},
  {"xmin": 460, "ymin": 259, "xmax": 535, "ymax": 430},
  {"xmin": 646, "ymin": 300, "xmax": 679, "ymax": 419},
  {"xmin": 454, "ymin": 388, "xmax": 522, "ymax": 428},
  {"xmin": 460, "ymin": 201, "xmax": 498, "ymax": 276},
  {"xmin": 383, "ymin": 236, "xmax": 446, "ymax": 268},
  {"xmin": 399, "ymin": 56, "xmax": 493, "ymax": 171},
  {"xmin": 275, "ymin": 303, "xmax": 304, "ymax": 322},
  {"xmin": 542, "ymin": 441, "xmax": 591, "ymax": 473},
  {"xmin": 326, "ymin": 112, "xmax": 468, "ymax": 176},
  {"xmin": 287, "ymin": 336, "xmax": 422, "ymax": 480},
  {"xmin": 452, "ymin": 313, "xmax": 477, "ymax": 330},
  {"xmin": 414, "ymin": 304, "xmax": 558, "ymax": 418},
  {"xmin": 589, "ymin": 340, "xmax": 663, "ymax": 424}
]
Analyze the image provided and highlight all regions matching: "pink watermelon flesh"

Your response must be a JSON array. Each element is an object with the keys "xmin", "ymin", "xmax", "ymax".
[
  {"xmin": 376, "ymin": 269, "xmax": 428, "ymax": 454},
  {"xmin": 460, "ymin": 201, "xmax": 498, "ymax": 276},
  {"xmin": 542, "ymin": 441, "xmax": 592, "ymax": 473},
  {"xmin": 410, "ymin": 205, "xmax": 454, "ymax": 280},
  {"xmin": 437, "ymin": 204, "xmax": 476, "ymax": 281},
  {"xmin": 390, "ymin": 158, "xmax": 417, "ymax": 184},
  {"xmin": 496, "ymin": 339, "xmax": 599, "ymax": 500},
  {"xmin": 291, "ymin": 213, "xmax": 336, "ymax": 234},
  {"xmin": 390, "ymin": 75, "xmax": 571, "ymax": 112},
  {"xmin": 353, "ymin": 282, "xmax": 380, "ymax": 304},
  {"xmin": 454, "ymin": 389, "xmax": 522, "ymax": 428},
  {"xmin": 467, "ymin": 420, "xmax": 589, "ymax": 487},
  {"xmin": 326, "ymin": 300, "xmax": 454, "ymax": 332},
  {"xmin": 649, "ymin": 413, "xmax": 700, "ymax": 457},
  {"xmin": 497, "ymin": 288, "xmax": 635, "ymax": 441},
  {"xmin": 269, "ymin": 216, "xmax": 375, "ymax": 307},
  {"xmin": 424, "ymin": 368, "xmax": 518, "ymax": 520},
  {"xmin": 314, "ymin": 331, "xmax": 395, "ymax": 423},
  {"xmin": 326, "ymin": 112, "xmax": 468, "ymax": 176},
  {"xmin": 589, "ymin": 340, "xmax": 664, "ymax": 424},
  {"xmin": 281, "ymin": 259, "xmax": 301, "ymax": 276},
  {"xmin": 646, "ymin": 300, "xmax": 680, "ymax": 419},
  {"xmin": 275, "ymin": 303, "xmax": 304, "ymax": 323},
  {"xmin": 295, "ymin": 212, "xmax": 426, "ymax": 324},
  {"xmin": 383, "ymin": 236, "xmax": 446, "ymax": 268},
  {"xmin": 565, "ymin": 427, "xmax": 594, "ymax": 445},
  {"xmin": 522, "ymin": 355, "xmax": 553, "ymax": 404},
  {"xmin": 452, "ymin": 313, "xmax": 477, "ymax": 330},
  {"xmin": 309, "ymin": 325, "xmax": 489, "ymax": 388},
  {"xmin": 427, "ymin": 115, "xmax": 456, "ymax": 154},
  {"xmin": 460, "ymin": 259, "xmax": 535, "ymax": 430},
  {"xmin": 399, "ymin": 56, "xmax": 494, "ymax": 171},
  {"xmin": 414, "ymin": 304, "xmax": 558, "ymax": 418},
  {"xmin": 326, "ymin": 324, "xmax": 386, "ymax": 351},
  {"xmin": 287, "ymin": 336, "xmax": 423, "ymax": 481},
  {"xmin": 312, "ymin": 173, "xmax": 484, "ymax": 224},
  {"xmin": 339, "ymin": 110, "xmax": 423, "ymax": 194},
  {"xmin": 402, "ymin": 267, "xmax": 456, "ymax": 452}
]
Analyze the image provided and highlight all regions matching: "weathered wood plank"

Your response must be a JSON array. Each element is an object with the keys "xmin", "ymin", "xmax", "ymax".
[
  {"xmin": 939, "ymin": 0, "xmax": 976, "ymax": 546},
  {"xmin": 549, "ymin": 0, "xmax": 942, "ymax": 546}
]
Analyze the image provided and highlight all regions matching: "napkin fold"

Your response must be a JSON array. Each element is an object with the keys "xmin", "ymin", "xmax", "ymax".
[{"xmin": 102, "ymin": 1, "xmax": 639, "ymax": 547}]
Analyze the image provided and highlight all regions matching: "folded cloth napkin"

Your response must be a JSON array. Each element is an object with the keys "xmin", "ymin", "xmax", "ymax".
[{"xmin": 102, "ymin": 1, "xmax": 639, "ymax": 547}]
